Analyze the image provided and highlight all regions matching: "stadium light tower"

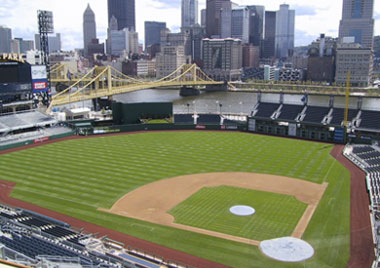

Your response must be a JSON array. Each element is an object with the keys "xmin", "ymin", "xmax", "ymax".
[{"xmin": 37, "ymin": 10, "xmax": 54, "ymax": 105}]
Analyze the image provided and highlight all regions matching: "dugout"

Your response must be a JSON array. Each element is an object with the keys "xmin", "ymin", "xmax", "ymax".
[{"xmin": 112, "ymin": 102, "xmax": 173, "ymax": 125}]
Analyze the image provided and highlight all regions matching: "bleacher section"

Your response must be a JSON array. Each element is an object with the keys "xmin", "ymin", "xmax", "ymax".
[
  {"xmin": 197, "ymin": 114, "xmax": 221, "ymax": 124},
  {"xmin": 0, "ymin": 127, "xmax": 72, "ymax": 146},
  {"xmin": 277, "ymin": 104, "xmax": 304, "ymax": 121},
  {"xmin": 253, "ymin": 102, "xmax": 280, "ymax": 118},
  {"xmin": 351, "ymin": 145, "xmax": 380, "ymax": 169},
  {"xmin": 0, "ymin": 204, "xmax": 188, "ymax": 268},
  {"xmin": 0, "ymin": 111, "xmax": 57, "ymax": 133},
  {"xmin": 249, "ymin": 101, "xmax": 380, "ymax": 141},
  {"xmin": 0, "ymin": 111, "xmax": 73, "ymax": 148},
  {"xmin": 174, "ymin": 114, "xmax": 193, "ymax": 124},
  {"xmin": 329, "ymin": 108, "xmax": 358, "ymax": 126},
  {"xmin": 303, "ymin": 106, "xmax": 330, "ymax": 123},
  {"xmin": 18, "ymin": 217, "xmax": 50, "ymax": 228},
  {"xmin": 43, "ymin": 226, "xmax": 77, "ymax": 238},
  {"xmin": 0, "ymin": 235, "xmax": 94, "ymax": 265},
  {"xmin": 359, "ymin": 110, "xmax": 380, "ymax": 130},
  {"xmin": 250, "ymin": 100, "xmax": 380, "ymax": 133}
]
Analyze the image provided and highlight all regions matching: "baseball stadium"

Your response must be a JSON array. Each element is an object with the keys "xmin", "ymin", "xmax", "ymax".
[
  {"xmin": 0, "ymin": 91, "xmax": 379, "ymax": 268},
  {"xmin": 0, "ymin": 53, "xmax": 379, "ymax": 268}
]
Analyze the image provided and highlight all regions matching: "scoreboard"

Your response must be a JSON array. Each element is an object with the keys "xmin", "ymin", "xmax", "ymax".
[{"xmin": 0, "ymin": 55, "xmax": 32, "ymax": 98}]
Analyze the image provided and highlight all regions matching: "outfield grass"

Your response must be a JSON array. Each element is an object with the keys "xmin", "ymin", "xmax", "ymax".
[
  {"xmin": 0, "ymin": 132, "xmax": 350, "ymax": 268},
  {"xmin": 169, "ymin": 186, "xmax": 308, "ymax": 241}
]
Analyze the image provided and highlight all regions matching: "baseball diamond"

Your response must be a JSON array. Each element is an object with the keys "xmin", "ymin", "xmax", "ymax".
[{"xmin": 0, "ymin": 131, "xmax": 356, "ymax": 267}]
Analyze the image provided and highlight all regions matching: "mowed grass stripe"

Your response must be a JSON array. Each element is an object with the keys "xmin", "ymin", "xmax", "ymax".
[{"xmin": 0, "ymin": 132, "xmax": 349, "ymax": 268}]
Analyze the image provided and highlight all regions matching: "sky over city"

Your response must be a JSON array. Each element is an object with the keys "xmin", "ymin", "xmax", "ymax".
[{"xmin": 0, "ymin": 0, "xmax": 379, "ymax": 51}]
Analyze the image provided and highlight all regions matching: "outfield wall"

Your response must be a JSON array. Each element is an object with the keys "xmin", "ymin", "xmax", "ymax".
[
  {"xmin": 92, "ymin": 123, "xmax": 246, "ymax": 135},
  {"xmin": 5, "ymin": 116, "xmax": 377, "ymax": 151}
]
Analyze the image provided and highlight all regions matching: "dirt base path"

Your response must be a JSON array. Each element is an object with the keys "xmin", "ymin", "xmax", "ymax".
[{"xmin": 103, "ymin": 172, "xmax": 327, "ymax": 245}]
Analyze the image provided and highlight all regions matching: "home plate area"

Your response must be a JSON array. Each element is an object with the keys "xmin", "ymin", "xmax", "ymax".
[{"xmin": 260, "ymin": 237, "xmax": 314, "ymax": 262}]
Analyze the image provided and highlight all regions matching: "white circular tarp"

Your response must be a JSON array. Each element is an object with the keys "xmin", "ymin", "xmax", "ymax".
[
  {"xmin": 260, "ymin": 237, "xmax": 314, "ymax": 262},
  {"xmin": 229, "ymin": 205, "xmax": 255, "ymax": 216}
]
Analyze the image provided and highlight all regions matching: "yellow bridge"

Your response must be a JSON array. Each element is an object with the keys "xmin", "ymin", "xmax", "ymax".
[
  {"xmin": 50, "ymin": 63, "xmax": 90, "ymax": 83},
  {"xmin": 48, "ymin": 64, "xmax": 224, "ymax": 111}
]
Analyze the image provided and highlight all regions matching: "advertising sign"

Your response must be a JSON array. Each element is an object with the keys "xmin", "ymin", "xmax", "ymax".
[
  {"xmin": 31, "ymin": 65, "xmax": 48, "ymax": 93},
  {"xmin": 334, "ymin": 128, "xmax": 345, "ymax": 143},
  {"xmin": 34, "ymin": 137, "xmax": 50, "ymax": 144}
]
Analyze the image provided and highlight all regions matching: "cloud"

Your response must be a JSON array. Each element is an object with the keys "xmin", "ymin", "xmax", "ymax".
[
  {"xmin": 291, "ymin": 4, "xmax": 317, "ymax": 16},
  {"xmin": 0, "ymin": 0, "xmax": 20, "ymax": 19},
  {"xmin": 374, "ymin": 12, "xmax": 380, "ymax": 20},
  {"xmin": 291, "ymin": 4, "xmax": 330, "ymax": 16},
  {"xmin": 327, "ymin": 29, "xmax": 338, "ymax": 34},
  {"xmin": 62, "ymin": 33, "xmax": 82, "ymax": 51},
  {"xmin": 59, "ymin": 28, "xmax": 83, "ymax": 51},
  {"xmin": 12, "ymin": 27, "xmax": 36, "ymax": 40},
  {"xmin": 151, "ymin": 0, "xmax": 180, "ymax": 9},
  {"xmin": 295, "ymin": 29, "xmax": 317, "ymax": 46}
]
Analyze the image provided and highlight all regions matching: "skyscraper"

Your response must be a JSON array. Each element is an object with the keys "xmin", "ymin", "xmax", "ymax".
[
  {"xmin": 110, "ymin": 28, "xmax": 130, "ymax": 56},
  {"xmin": 262, "ymin": 11, "xmax": 276, "ymax": 58},
  {"xmin": 201, "ymin": 9, "xmax": 206, "ymax": 27},
  {"xmin": 338, "ymin": 0, "xmax": 374, "ymax": 48},
  {"xmin": 275, "ymin": 4, "xmax": 295, "ymax": 59},
  {"xmin": 206, "ymin": 0, "xmax": 230, "ymax": 37},
  {"xmin": 182, "ymin": 0, "xmax": 198, "ymax": 28},
  {"xmin": 83, "ymin": 4, "xmax": 97, "ymax": 57},
  {"xmin": 0, "ymin": 26, "xmax": 12, "ymax": 53},
  {"xmin": 106, "ymin": 15, "xmax": 118, "ymax": 55},
  {"xmin": 247, "ymin": 5, "xmax": 265, "ymax": 46},
  {"xmin": 231, "ymin": 7, "xmax": 250, "ymax": 44},
  {"xmin": 220, "ymin": 1, "xmax": 232, "ymax": 38},
  {"xmin": 145, "ymin": 21, "xmax": 166, "ymax": 49},
  {"xmin": 108, "ymin": 0, "xmax": 135, "ymax": 31}
]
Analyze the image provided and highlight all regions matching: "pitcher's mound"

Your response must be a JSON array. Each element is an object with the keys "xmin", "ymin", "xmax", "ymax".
[
  {"xmin": 229, "ymin": 205, "xmax": 255, "ymax": 216},
  {"xmin": 260, "ymin": 237, "xmax": 314, "ymax": 262}
]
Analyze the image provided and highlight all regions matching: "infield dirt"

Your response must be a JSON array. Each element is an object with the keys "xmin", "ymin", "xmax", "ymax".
[{"xmin": 102, "ymin": 172, "xmax": 327, "ymax": 245}]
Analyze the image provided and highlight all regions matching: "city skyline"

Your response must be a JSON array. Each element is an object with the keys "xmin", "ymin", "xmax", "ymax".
[{"xmin": 1, "ymin": 0, "xmax": 379, "ymax": 51}]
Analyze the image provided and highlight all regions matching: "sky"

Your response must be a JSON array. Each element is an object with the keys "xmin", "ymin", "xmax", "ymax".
[{"xmin": 0, "ymin": 0, "xmax": 379, "ymax": 51}]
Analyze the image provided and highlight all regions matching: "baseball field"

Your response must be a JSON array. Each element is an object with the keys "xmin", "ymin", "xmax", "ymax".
[{"xmin": 0, "ymin": 131, "xmax": 350, "ymax": 268}]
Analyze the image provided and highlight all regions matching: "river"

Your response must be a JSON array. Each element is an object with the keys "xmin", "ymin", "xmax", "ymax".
[
  {"xmin": 57, "ymin": 88, "xmax": 380, "ymax": 114},
  {"xmin": 113, "ymin": 89, "xmax": 380, "ymax": 114}
]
